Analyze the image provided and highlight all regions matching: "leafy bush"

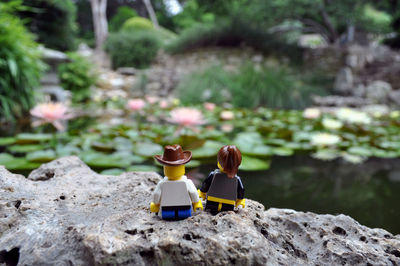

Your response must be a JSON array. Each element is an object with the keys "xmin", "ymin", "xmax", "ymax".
[
  {"xmin": 58, "ymin": 53, "xmax": 96, "ymax": 102},
  {"xmin": 0, "ymin": 1, "xmax": 44, "ymax": 122},
  {"xmin": 109, "ymin": 6, "xmax": 138, "ymax": 32},
  {"xmin": 166, "ymin": 19, "xmax": 303, "ymax": 62},
  {"xmin": 105, "ymin": 31, "xmax": 161, "ymax": 69},
  {"xmin": 177, "ymin": 64, "xmax": 328, "ymax": 109},
  {"xmin": 122, "ymin": 17, "xmax": 154, "ymax": 32},
  {"xmin": 19, "ymin": 0, "xmax": 78, "ymax": 51}
]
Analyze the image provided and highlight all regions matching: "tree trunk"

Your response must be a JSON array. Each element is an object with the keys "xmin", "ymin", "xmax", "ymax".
[
  {"xmin": 90, "ymin": 0, "xmax": 108, "ymax": 51},
  {"xmin": 142, "ymin": 0, "xmax": 159, "ymax": 29}
]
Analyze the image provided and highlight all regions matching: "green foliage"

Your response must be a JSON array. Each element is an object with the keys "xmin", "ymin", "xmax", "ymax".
[
  {"xmin": 105, "ymin": 31, "xmax": 161, "ymax": 69},
  {"xmin": 0, "ymin": 1, "xmax": 44, "ymax": 122},
  {"xmin": 109, "ymin": 6, "xmax": 138, "ymax": 32},
  {"xmin": 177, "ymin": 64, "xmax": 327, "ymax": 109},
  {"xmin": 360, "ymin": 4, "xmax": 392, "ymax": 33},
  {"xmin": 58, "ymin": 53, "xmax": 96, "ymax": 102},
  {"xmin": 122, "ymin": 17, "xmax": 154, "ymax": 32},
  {"xmin": 166, "ymin": 19, "xmax": 303, "ymax": 62},
  {"xmin": 172, "ymin": 0, "xmax": 215, "ymax": 31},
  {"xmin": 19, "ymin": 0, "xmax": 78, "ymax": 51}
]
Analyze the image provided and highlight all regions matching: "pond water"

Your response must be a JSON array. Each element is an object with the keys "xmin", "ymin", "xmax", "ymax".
[{"xmin": 195, "ymin": 156, "xmax": 400, "ymax": 235}]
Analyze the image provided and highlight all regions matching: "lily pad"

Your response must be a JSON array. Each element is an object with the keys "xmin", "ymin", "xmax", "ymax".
[
  {"xmin": 186, "ymin": 160, "xmax": 201, "ymax": 168},
  {"xmin": 100, "ymin": 168, "xmax": 125, "ymax": 175},
  {"xmin": 16, "ymin": 133, "xmax": 52, "ymax": 144},
  {"xmin": 347, "ymin": 146, "xmax": 373, "ymax": 157},
  {"xmin": 8, "ymin": 144, "xmax": 46, "ymax": 153},
  {"xmin": 234, "ymin": 132, "xmax": 272, "ymax": 156},
  {"xmin": 191, "ymin": 141, "xmax": 223, "ymax": 159},
  {"xmin": 91, "ymin": 141, "xmax": 116, "ymax": 152},
  {"xmin": 0, "ymin": 137, "xmax": 16, "ymax": 146},
  {"xmin": 82, "ymin": 151, "xmax": 132, "ymax": 168},
  {"xmin": 272, "ymin": 147, "xmax": 294, "ymax": 156},
  {"xmin": 56, "ymin": 145, "xmax": 81, "ymax": 157},
  {"xmin": 26, "ymin": 150, "xmax": 56, "ymax": 163},
  {"xmin": 132, "ymin": 142, "xmax": 163, "ymax": 157},
  {"xmin": 127, "ymin": 165, "xmax": 160, "ymax": 172},
  {"xmin": 239, "ymin": 156, "xmax": 270, "ymax": 171},
  {"xmin": 0, "ymin": 153, "xmax": 40, "ymax": 171}
]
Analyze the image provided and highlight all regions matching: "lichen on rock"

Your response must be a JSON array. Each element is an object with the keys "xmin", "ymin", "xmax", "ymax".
[{"xmin": 0, "ymin": 156, "xmax": 399, "ymax": 265}]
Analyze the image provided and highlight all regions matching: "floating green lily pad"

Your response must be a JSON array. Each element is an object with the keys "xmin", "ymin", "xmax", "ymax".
[
  {"xmin": 347, "ymin": 146, "xmax": 373, "ymax": 157},
  {"xmin": 56, "ymin": 145, "xmax": 81, "ymax": 157},
  {"xmin": 127, "ymin": 165, "xmax": 160, "ymax": 172},
  {"xmin": 311, "ymin": 149, "xmax": 339, "ymax": 161},
  {"xmin": 26, "ymin": 150, "xmax": 56, "ymax": 163},
  {"xmin": 91, "ymin": 141, "xmax": 116, "ymax": 152},
  {"xmin": 82, "ymin": 151, "xmax": 132, "ymax": 168},
  {"xmin": 186, "ymin": 160, "xmax": 201, "ymax": 168},
  {"xmin": 8, "ymin": 144, "xmax": 46, "ymax": 153},
  {"xmin": 191, "ymin": 141, "xmax": 223, "ymax": 159},
  {"xmin": 100, "ymin": 168, "xmax": 125, "ymax": 175},
  {"xmin": 0, "ymin": 153, "xmax": 40, "ymax": 171},
  {"xmin": 234, "ymin": 132, "xmax": 272, "ymax": 156},
  {"xmin": 272, "ymin": 147, "xmax": 294, "ymax": 156},
  {"xmin": 239, "ymin": 156, "xmax": 270, "ymax": 171},
  {"xmin": 16, "ymin": 133, "xmax": 52, "ymax": 144},
  {"xmin": 0, "ymin": 137, "xmax": 16, "ymax": 146},
  {"xmin": 133, "ymin": 142, "xmax": 163, "ymax": 157}
]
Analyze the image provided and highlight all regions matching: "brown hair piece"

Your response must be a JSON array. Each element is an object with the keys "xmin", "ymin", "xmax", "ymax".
[{"xmin": 217, "ymin": 145, "xmax": 242, "ymax": 178}]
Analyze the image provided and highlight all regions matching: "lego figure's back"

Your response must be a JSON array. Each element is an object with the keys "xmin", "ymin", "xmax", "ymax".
[
  {"xmin": 150, "ymin": 144, "xmax": 203, "ymax": 220},
  {"xmin": 199, "ymin": 145, "xmax": 245, "ymax": 215}
]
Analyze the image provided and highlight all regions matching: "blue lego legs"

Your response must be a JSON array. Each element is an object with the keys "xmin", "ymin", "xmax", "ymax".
[{"xmin": 161, "ymin": 206, "xmax": 192, "ymax": 220}]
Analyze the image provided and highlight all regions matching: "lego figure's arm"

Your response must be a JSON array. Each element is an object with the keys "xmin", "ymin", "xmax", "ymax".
[
  {"xmin": 186, "ymin": 179, "xmax": 203, "ymax": 211},
  {"xmin": 236, "ymin": 176, "xmax": 245, "ymax": 208},
  {"xmin": 150, "ymin": 181, "xmax": 163, "ymax": 213},
  {"xmin": 198, "ymin": 171, "xmax": 215, "ymax": 200}
]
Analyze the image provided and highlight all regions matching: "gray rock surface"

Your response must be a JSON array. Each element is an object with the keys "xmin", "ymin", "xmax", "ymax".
[
  {"xmin": 365, "ymin": 80, "xmax": 392, "ymax": 103},
  {"xmin": 1, "ymin": 157, "xmax": 399, "ymax": 265},
  {"xmin": 333, "ymin": 67, "xmax": 354, "ymax": 95}
]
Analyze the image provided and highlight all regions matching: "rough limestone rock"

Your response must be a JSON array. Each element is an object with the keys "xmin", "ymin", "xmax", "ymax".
[
  {"xmin": 1, "ymin": 157, "xmax": 399, "ymax": 265},
  {"xmin": 333, "ymin": 67, "xmax": 354, "ymax": 95}
]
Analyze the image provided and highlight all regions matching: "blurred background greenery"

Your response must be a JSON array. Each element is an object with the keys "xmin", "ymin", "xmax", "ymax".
[{"xmin": 1, "ymin": 0, "xmax": 400, "ymax": 233}]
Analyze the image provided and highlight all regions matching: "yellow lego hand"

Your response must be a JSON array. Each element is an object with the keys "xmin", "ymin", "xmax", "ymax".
[
  {"xmin": 198, "ymin": 189, "xmax": 206, "ymax": 200},
  {"xmin": 236, "ymin": 199, "xmax": 245, "ymax": 208},
  {"xmin": 192, "ymin": 200, "xmax": 203, "ymax": 212},
  {"xmin": 150, "ymin": 202, "xmax": 160, "ymax": 213}
]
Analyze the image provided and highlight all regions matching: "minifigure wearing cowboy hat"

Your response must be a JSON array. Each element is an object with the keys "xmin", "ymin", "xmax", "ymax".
[{"xmin": 150, "ymin": 144, "xmax": 203, "ymax": 220}]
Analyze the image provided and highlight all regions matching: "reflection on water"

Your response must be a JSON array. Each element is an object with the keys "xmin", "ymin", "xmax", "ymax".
[{"xmin": 195, "ymin": 156, "xmax": 400, "ymax": 235}]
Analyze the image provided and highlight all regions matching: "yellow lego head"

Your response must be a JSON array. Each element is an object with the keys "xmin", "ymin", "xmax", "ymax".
[{"xmin": 164, "ymin": 165, "xmax": 185, "ymax": 180}]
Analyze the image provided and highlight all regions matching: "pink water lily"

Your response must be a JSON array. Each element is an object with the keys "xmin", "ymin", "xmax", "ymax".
[
  {"xmin": 127, "ymin": 98, "xmax": 145, "ymax": 111},
  {"xmin": 167, "ymin": 107, "xmax": 205, "ymax": 126},
  {"xmin": 204, "ymin": 102, "xmax": 216, "ymax": 111},
  {"xmin": 30, "ymin": 102, "xmax": 74, "ymax": 131}
]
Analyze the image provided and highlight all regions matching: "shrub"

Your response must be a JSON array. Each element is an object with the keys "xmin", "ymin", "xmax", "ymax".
[
  {"xmin": 105, "ymin": 31, "xmax": 161, "ymax": 69},
  {"xmin": 166, "ymin": 18, "xmax": 303, "ymax": 62},
  {"xmin": 0, "ymin": 1, "xmax": 44, "ymax": 123},
  {"xmin": 58, "ymin": 53, "xmax": 96, "ymax": 102},
  {"xmin": 122, "ymin": 17, "xmax": 154, "ymax": 32},
  {"xmin": 109, "ymin": 6, "xmax": 138, "ymax": 32},
  {"xmin": 19, "ymin": 0, "xmax": 78, "ymax": 51},
  {"xmin": 177, "ymin": 64, "xmax": 328, "ymax": 109}
]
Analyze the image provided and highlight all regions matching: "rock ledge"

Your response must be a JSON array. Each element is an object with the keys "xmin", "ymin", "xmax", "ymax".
[{"xmin": 0, "ymin": 157, "xmax": 399, "ymax": 265}]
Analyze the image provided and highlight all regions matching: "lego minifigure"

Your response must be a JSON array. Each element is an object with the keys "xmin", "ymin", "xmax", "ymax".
[
  {"xmin": 150, "ymin": 144, "xmax": 203, "ymax": 220},
  {"xmin": 198, "ymin": 145, "xmax": 245, "ymax": 214}
]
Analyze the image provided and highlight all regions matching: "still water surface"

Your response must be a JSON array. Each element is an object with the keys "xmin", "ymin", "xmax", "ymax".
[{"xmin": 195, "ymin": 155, "xmax": 400, "ymax": 235}]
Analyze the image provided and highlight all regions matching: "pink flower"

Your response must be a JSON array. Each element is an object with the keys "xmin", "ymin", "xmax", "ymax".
[
  {"xmin": 204, "ymin": 102, "xmax": 216, "ymax": 111},
  {"xmin": 167, "ymin": 107, "xmax": 205, "ymax": 126},
  {"xmin": 220, "ymin": 110, "xmax": 234, "ymax": 120},
  {"xmin": 127, "ymin": 99, "xmax": 145, "ymax": 111},
  {"xmin": 30, "ymin": 102, "xmax": 74, "ymax": 131},
  {"xmin": 221, "ymin": 124, "xmax": 234, "ymax": 132},
  {"xmin": 159, "ymin": 100, "xmax": 169, "ymax": 109},
  {"xmin": 145, "ymin": 95, "xmax": 158, "ymax": 104}
]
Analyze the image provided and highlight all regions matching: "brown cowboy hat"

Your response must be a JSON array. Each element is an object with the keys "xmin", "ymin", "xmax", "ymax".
[{"xmin": 154, "ymin": 144, "xmax": 192, "ymax": 166}]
